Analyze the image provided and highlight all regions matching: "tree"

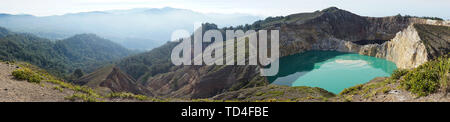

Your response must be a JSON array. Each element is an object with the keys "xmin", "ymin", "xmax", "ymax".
[{"xmin": 72, "ymin": 69, "xmax": 84, "ymax": 79}]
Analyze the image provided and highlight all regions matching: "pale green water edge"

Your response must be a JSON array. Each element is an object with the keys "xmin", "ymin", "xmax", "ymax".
[{"xmin": 268, "ymin": 51, "xmax": 397, "ymax": 94}]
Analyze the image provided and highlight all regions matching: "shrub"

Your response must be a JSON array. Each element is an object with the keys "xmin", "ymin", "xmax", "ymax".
[
  {"xmin": 47, "ymin": 79, "xmax": 100, "ymax": 97},
  {"xmin": 391, "ymin": 69, "xmax": 409, "ymax": 80},
  {"xmin": 401, "ymin": 70, "xmax": 439, "ymax": 97},
  {"xmin": 53, "ymin": 86, "xmax": 64, "ymax": 92},
  {"xmin": 28, "ymin": 74, "xmax": 42, "ymax": 83},
  {"xmin": 12, "ymin": 68, "xmax": 42, "ymax": 83},
  {"xmin": 400, "ymin": 58, "xmax": 445, "ymax": 97},
  {"xmin": 339, "ymin": 84, "xmax": 363, "ymax": 95},
  {"xmin": 398, "ymin": 55, "xmax": 450, "ymax": 97},
  {"xmin": 436, "ymin": 56, "xmax": 450, "ymax": 91},
  {"xmin": 106, "ymin": 92, "xmax": 149, "ymax": 101},
  {"xmin": 65, "ymin": 93, "xmax": 99, "ymax": 102},
  {"xmin": 12, "ymin": 68, "xmax": 32, "ymax": 80},
  {"xmin": 267, "ymin": 91, "xmax": 285, "ymax": 97}
]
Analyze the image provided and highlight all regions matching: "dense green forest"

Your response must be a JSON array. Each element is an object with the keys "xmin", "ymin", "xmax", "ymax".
[{"xmin": 0, "ymin": 27, "xmax": 134, "ymax": 80}]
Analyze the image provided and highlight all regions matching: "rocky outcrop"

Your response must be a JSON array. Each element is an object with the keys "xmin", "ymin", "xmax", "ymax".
[
  {"xmin": 144, "ymin": 65, "xmax": 266, "ymax": 98},
  {"xmin": 305, "ymin": 23, "xmax": 449, "ymax": 69},
  {"xmin": 356, "ymin": 24, "xmax": 449, "ymax": 69},
  {"xmin": 100, "ymin": 67, "xmax": 151, "ymax": 95},
  {"xmin": 377, "ymin": 24, "xmax": 429, "ymax": 68},
  {"xmin": 75, "ymin": 65, "xmax": 151, "ymax": 95}
]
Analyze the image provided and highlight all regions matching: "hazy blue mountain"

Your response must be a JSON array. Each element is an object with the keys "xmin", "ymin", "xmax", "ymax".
[{"xmin": 0, "ymin": 7, "xmax": 263, "ymax": 50}]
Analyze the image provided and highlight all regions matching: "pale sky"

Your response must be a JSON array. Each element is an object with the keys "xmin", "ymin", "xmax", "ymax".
[{"xmin": 0, "ymin": 0, "xmax": 449, "ymax": 19}]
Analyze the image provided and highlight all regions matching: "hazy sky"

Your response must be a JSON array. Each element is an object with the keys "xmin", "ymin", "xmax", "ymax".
[{"xmin": 0, "ymin": 0, "xmax": 449, "ymax": 19}]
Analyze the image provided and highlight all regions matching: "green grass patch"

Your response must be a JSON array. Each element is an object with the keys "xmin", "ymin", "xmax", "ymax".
[
  {"xmin": 65, "ymin": 93, "xmax": 101, "ymax": 102},
  {"xmin": 12, "ymin": 68, "xmax": 42, "ymax": 83},
  {"xmin": 53, "ymin": 86, "xmax": 64, "ymax": 92},
  {"xmin": 106, "ymin": 92, "xmax": 168, "ymax": 102},
  {"xmin": 339, "ymin": 84, "xmax": 363, "ymax": 95},
  {"xmin": 391, "ymin": 69, "xmax": 409, "ymax": 80},
  {"xmin": 106, "ymin": 92, "xmax": 148, "ymax": 101}
]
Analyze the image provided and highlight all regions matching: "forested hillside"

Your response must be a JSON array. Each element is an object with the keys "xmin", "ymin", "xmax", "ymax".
[
  {"xmin": 0, "ymin": 27, "xmax": 134, "ymax": 80},
  {"xmin": 116, "ymin": 23, "xmax": 220, "ymax": 82},
  {"xmin": 0, "ymin": 7, "xmax": 262, "ymax": 50},
  {"xmin": 55, "ymin": 34, "xmax": 134, "ymax": 73}
]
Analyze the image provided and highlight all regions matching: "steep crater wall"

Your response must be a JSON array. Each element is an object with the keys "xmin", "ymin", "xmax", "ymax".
[{"xmin": 276, "ymin": 16, "xmax": 450, "ymax": 69}]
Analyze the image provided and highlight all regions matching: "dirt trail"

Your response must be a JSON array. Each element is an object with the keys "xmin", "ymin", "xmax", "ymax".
[{"xmin": 0, "ymin": 62, "xmax": 73, "ymax": 102}]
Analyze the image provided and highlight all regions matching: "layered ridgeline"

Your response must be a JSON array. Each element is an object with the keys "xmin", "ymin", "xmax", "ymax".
[
  {"xmin": 79, "ymin": 7, "xmax": 450, "ymax": 99},
  {"xmin": 0, "ymin": 7, "xmax": 262, "ymax": 50},
  {"xmin": 0, "ymin": 27, "xmax": 134, "ymax": 79}
]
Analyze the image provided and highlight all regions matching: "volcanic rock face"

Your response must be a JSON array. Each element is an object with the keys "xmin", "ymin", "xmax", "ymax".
[
  {"xmin": 274, "ymin": 8, "xmax": 414, "ymax": 57},
  {"xmin": 379, "ymin": 25, "xmax": 429, "ymax": 69},
  {"xmin": 347, "ymin": 24, "xmax": 449, "ymax": 69},
  {"xmin": 272, "ymin": 7, "xmax": 449, "ymax": 69},
  {"xmin": 99, "ymin": 67, "xmax": 149, "ymax": 95},
  {"xmin": 75, "ymin": 66, "xmax": 151, "ymax": 95}
]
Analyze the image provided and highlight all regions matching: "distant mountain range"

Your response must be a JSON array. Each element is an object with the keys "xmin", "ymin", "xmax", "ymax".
[{"xmin": 0, "ymin": 7, "xmax": 263, "ymax": 50}]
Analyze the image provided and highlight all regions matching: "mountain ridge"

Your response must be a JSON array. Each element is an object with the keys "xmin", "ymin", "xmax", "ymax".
[{"xmin": 0, "ymin": 28, "xmax": 134, "ymax": 78}]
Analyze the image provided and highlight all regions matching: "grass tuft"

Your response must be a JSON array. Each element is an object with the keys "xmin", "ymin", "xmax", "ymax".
[{"xmin": 12, "ymin": 68, "xmax": 42, "ymax": 83}]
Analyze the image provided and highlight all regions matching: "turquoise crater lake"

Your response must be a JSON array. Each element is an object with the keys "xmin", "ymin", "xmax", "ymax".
[{"xmin": 268, "ymin": 51, "xmax": 397, "ymax": 94}]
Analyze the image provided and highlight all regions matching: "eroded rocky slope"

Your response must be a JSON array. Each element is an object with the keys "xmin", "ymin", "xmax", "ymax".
[
  {"xmin": 75, "ymin": 65, "xmax": 151, "ymax": 96},
  {"xmin": 212, "ymin": 85, "xmax": 335, "ymax": 102},
  {"xmin": 144, "ymin": 65, "xmax": 266, "ymax": 98}
]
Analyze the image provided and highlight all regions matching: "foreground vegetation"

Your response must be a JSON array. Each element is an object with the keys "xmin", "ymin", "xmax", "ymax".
[
  {"xmin": 401, "ymin": 56, "xmax": 449, "ymax": 96},
  {"xmin": 11, "ymin": 62, "xmax": 101, "ymax": 101},
  {"xmin": 9, "ymin": 62, "xmax": 156, "ymax": 102},
  {"xmin": 340, "ymin": 55, "xmax": 450, "ymax": 101}
]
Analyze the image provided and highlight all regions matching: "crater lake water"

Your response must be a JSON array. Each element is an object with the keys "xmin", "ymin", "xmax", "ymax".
[{"xmin": 268, "ymin": 51, "xmax": 397, "ymax": 94}]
